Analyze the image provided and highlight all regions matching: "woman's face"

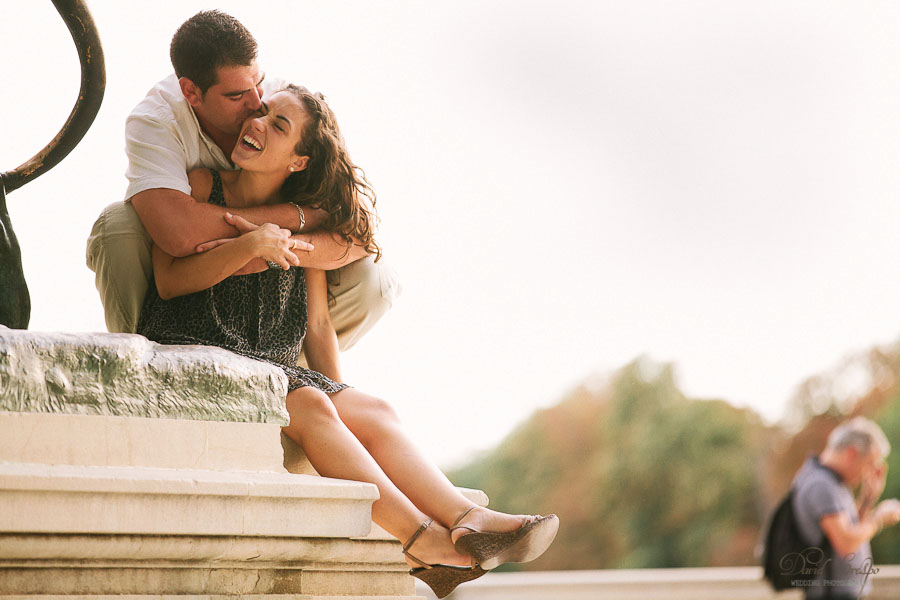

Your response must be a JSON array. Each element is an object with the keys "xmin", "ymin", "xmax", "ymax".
[{"xmin": 231, "ymin": 90, "xmax": 309, "ymax": 173}]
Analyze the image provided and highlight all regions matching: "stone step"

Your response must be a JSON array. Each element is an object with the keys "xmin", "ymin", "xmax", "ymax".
[
  {"xmin": 0, "ymin": 596, "xmax": 418, "ymax": 600},
  {"xmin": 0, "ymin": 462, "xmax": 377, "ymax": 538},
  {"xmin": 0, "ymin": 411, "xmax": 287, "ymax": 473},
  {"xmin": 0, "ymin": 459, "xmax": 411, "ymax": 597},
  {"xmin": 0, "ymin": 597, "xmax": 418, "ymax": 600},
  {"xmin": 0, "ymin": 564, "xmax": 417, "ymax": 597}
]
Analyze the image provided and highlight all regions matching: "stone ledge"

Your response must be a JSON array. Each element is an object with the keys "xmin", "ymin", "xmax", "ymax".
[
  {"xmin": 0, "ymin": 565, "xmax": 414, "ymax": 597},
  {"xmin": 0, "ymin": 534, "xmax": 401, "ymax": 563},
  {"xmin": 0, "ymin": 592, "xmax": 425, "ymax": 600},
  {"xmin": 0, "ymin": 597, "xmax": 419, "ymax": 600},
  {"xmin": 0, "ymin": 412, "xmax": 287, "ymax": 473},
  {"xmin": 0, "ymin": 463, "xmax": 377, "ymax": 538},
  {"xmin": 0, "ymin": 327, "xmax": 288, "ymax": 425}
]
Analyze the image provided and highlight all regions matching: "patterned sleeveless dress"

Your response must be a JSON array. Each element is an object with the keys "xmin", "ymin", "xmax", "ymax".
[{"xmin": 137, "ymin": 170, "xmax": 348, "ymax": 394}]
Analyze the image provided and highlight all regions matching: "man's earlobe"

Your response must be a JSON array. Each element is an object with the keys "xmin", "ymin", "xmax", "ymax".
[{"xmin": 179, "ymin": 77, "xmax": 202, "ymax": 107}]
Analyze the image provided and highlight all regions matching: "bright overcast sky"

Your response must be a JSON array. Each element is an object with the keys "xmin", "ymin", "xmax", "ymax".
[{"xmin": 3, "ymin": 1, "xmax": 900, "ymax": 467}]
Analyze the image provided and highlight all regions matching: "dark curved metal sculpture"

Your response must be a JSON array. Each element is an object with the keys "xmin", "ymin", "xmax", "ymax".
[{"xmin": 0, "ymin": 0, "xmax": 105, "ymax": 329}]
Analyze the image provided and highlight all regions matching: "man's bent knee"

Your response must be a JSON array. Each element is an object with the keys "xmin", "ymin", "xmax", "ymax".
[
  {"xmin": 86, "ymin": 202, "xmax": 153, "ymax": 333},
  {"xmin": 327, "ymin": 256, "xmax": 401, "ymax": 352}
]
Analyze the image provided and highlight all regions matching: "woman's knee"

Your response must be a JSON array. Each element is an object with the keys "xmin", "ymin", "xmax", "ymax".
[
  {"xmin": 365, "ymin": 395, "xmax": 400, "ymax": 425},
  {"xmin": 341, "ymin": 393, "xmax": 401, "ymax": 445},
  {"xmin": 285, "ymin": 387, "xmax": 339, "ymax": 424}
]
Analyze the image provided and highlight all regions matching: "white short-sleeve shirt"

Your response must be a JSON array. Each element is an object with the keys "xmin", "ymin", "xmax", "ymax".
[{"xmin": 124, "ymin": 74, "xmax": 285, "ymax": 201}]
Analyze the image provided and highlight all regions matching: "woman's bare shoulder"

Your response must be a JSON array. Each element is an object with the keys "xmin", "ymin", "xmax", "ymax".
[{"xmin": 187, "ymin": 168, "xmax": 214, "ymax": 202}]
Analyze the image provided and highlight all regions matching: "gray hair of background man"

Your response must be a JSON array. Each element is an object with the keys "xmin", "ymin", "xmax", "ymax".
[{"xmin": 826, "ymin": 416, "xmax": 891, "ymax": 458}]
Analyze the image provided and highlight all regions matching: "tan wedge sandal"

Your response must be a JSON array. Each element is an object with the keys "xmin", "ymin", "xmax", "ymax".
[
  {"xmin": 403, "ymin": 518, "xmax": 488, "ymax": 599},
  {"xmin": 451, "ymin": 506, "xmax": 560, "ymax": 570}
]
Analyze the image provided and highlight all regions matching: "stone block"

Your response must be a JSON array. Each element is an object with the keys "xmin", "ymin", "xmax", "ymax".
[
  {"xmin": 0, "ymin": 463, "xmax": 377, "ymax": 538},
  {"xmin": 0, "ymin": 327, "xmax": 289, "ymax": 424},
  {"xmin": 0, "ymin": 565, "xmax": 414, "ymax": 597},
  {"xmin": 0, "ymin": 412, "xmax": 286, "ymax": 472}
]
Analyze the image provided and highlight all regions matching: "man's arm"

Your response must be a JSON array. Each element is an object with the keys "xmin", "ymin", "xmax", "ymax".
[
  {"xmin": 291, "ymin": 230, "xmax": 370, "ymax": 269},
  {"xmin": 199, "ymin": 213, "xmax": 370, "ymax": 274},
  {"xmin": 131, "ymin": 188, "xmax": 315, "ymax": 258},
  {"xmin": 151, "ymin": 222, "xmax": 300, "ymax": 300},
  {"xmin": 820, "ymin": 512, "xmax": 880, "ymax": 558}
]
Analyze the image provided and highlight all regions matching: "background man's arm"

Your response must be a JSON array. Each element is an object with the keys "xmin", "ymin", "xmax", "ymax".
[{"xmin": 820, "ymin": 512, "xmax": 880, "ymax": 558}]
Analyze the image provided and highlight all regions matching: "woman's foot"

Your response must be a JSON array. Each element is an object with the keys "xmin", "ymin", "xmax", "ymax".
[
  {"xmin": 403, "ymin": 519, "xmax": 488, "ymax": 599},
  {"xmin": 403, "ymin": 520, "xmax": 471, "ymax": 569},
  {"xmin": 450, "ymin": 506, "xmax": 559, "ymax": 570},
  {"xmin": 449, "ymin": 506, "xmax": 528, "ymax": 544}
]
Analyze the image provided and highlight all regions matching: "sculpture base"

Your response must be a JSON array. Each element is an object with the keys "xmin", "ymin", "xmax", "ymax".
[{"xmin": 0, "ymin": 329, "xmax": 487, "ymax": 598}]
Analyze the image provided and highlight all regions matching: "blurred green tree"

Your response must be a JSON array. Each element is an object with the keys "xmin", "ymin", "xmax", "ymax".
[{"xmin": 450, "ymin": 357, "xmax": 769, "ymax": 570}]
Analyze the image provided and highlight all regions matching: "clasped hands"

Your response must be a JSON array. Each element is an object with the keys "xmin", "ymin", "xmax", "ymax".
[{"xmin": 195, "ymin": 212, "xmax": 314, "ymax": 271}]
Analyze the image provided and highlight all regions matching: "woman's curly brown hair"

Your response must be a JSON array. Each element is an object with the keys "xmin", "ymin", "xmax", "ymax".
[{"xmin": 278, "ymin": 85, "xmax": 381, "ymax": 262}]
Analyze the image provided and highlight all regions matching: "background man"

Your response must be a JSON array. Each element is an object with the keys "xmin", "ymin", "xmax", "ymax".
[{"xmin": 792, "ymin": 416, "xmax": 900, "ymax": 599}]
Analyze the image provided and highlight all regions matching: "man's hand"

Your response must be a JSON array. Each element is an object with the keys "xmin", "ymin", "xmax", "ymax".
[
  {"xmin": 196, "ymin": 213, "xmax": 315, "ymax": 253},
  {"xmin": 874, "ymin": 499, "xmax": 900, "ymax": 530},
  {"xmin": 860, "ymin": 461, "xmax": 888, "ymax": 514}
]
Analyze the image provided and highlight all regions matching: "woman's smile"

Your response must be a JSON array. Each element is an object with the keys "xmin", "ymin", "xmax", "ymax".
[{"xmin": 240, "ymin": 131, "xmax": 263, "ymax": 152}]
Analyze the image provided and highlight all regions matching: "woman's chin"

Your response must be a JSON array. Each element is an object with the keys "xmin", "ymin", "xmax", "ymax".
[{"xmin": 231, "ymin": 153, "xmax": 248, "ymax": 169}]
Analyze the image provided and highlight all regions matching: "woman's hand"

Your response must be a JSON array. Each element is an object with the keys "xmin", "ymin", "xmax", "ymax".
[
  {"xmin": 196, "ymin": 213, "xmax": 315, "ymax": 255},
  {"xmin": 241, "ymin": 220, "xmax": 303, "ymax": 270}
]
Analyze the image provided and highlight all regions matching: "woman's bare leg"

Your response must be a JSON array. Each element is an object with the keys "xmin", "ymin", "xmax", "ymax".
[
  {"xmin": 329, "ymin": 388, "xmax": 525, "ymax": 541},
  {"xmin": 282, "ymin": 386, "xmax": 468, "ymax": 566}
]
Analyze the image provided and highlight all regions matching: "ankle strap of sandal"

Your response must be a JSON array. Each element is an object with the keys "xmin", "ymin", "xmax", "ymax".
[
  {"xmin": 402, "ymin": 518, "xmax": 434, "ymax": 568},
  {"xmin": 449, "ymin": 506, "xmax": 479, "ymax": 532}
]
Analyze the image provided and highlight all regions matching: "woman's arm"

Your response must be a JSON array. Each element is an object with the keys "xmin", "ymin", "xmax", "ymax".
[{"xmin": 303, "ymin": 268, "xmax": 342, "ymax": 382}]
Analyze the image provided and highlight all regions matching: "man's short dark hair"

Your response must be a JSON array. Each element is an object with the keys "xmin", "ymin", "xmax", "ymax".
[{"xmin": 170, "ymin": 10, "xmax": 258, "ymax": 94}]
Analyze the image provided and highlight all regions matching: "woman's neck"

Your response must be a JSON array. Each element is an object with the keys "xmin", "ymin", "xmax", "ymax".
[{"xmin": 221, "ymin": 169, "xmax": 287, "ymax": 208}]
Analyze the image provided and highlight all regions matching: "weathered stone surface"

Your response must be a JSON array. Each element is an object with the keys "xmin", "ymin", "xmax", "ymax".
[{"xmin": 0, "ymin": 326, "xmax": 288, "ymax": 424}]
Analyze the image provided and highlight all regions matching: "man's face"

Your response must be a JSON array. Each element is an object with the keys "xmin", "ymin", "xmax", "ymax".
[
  {"xmin": 862, "ymin": 448, "xmax": 885, "ymax": 479},
  {"xmin": 192, "ymin": 61, "xmax": 265, "ymax": 138},
  {"xmin": 850, "ymin": 447, "xmax": 885, "ymax": 487}
]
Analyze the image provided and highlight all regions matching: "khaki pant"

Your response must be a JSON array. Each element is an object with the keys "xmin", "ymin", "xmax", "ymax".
[{"xmin": 86, "ymin": 202, "xmax": 401, "ymax": 358}]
